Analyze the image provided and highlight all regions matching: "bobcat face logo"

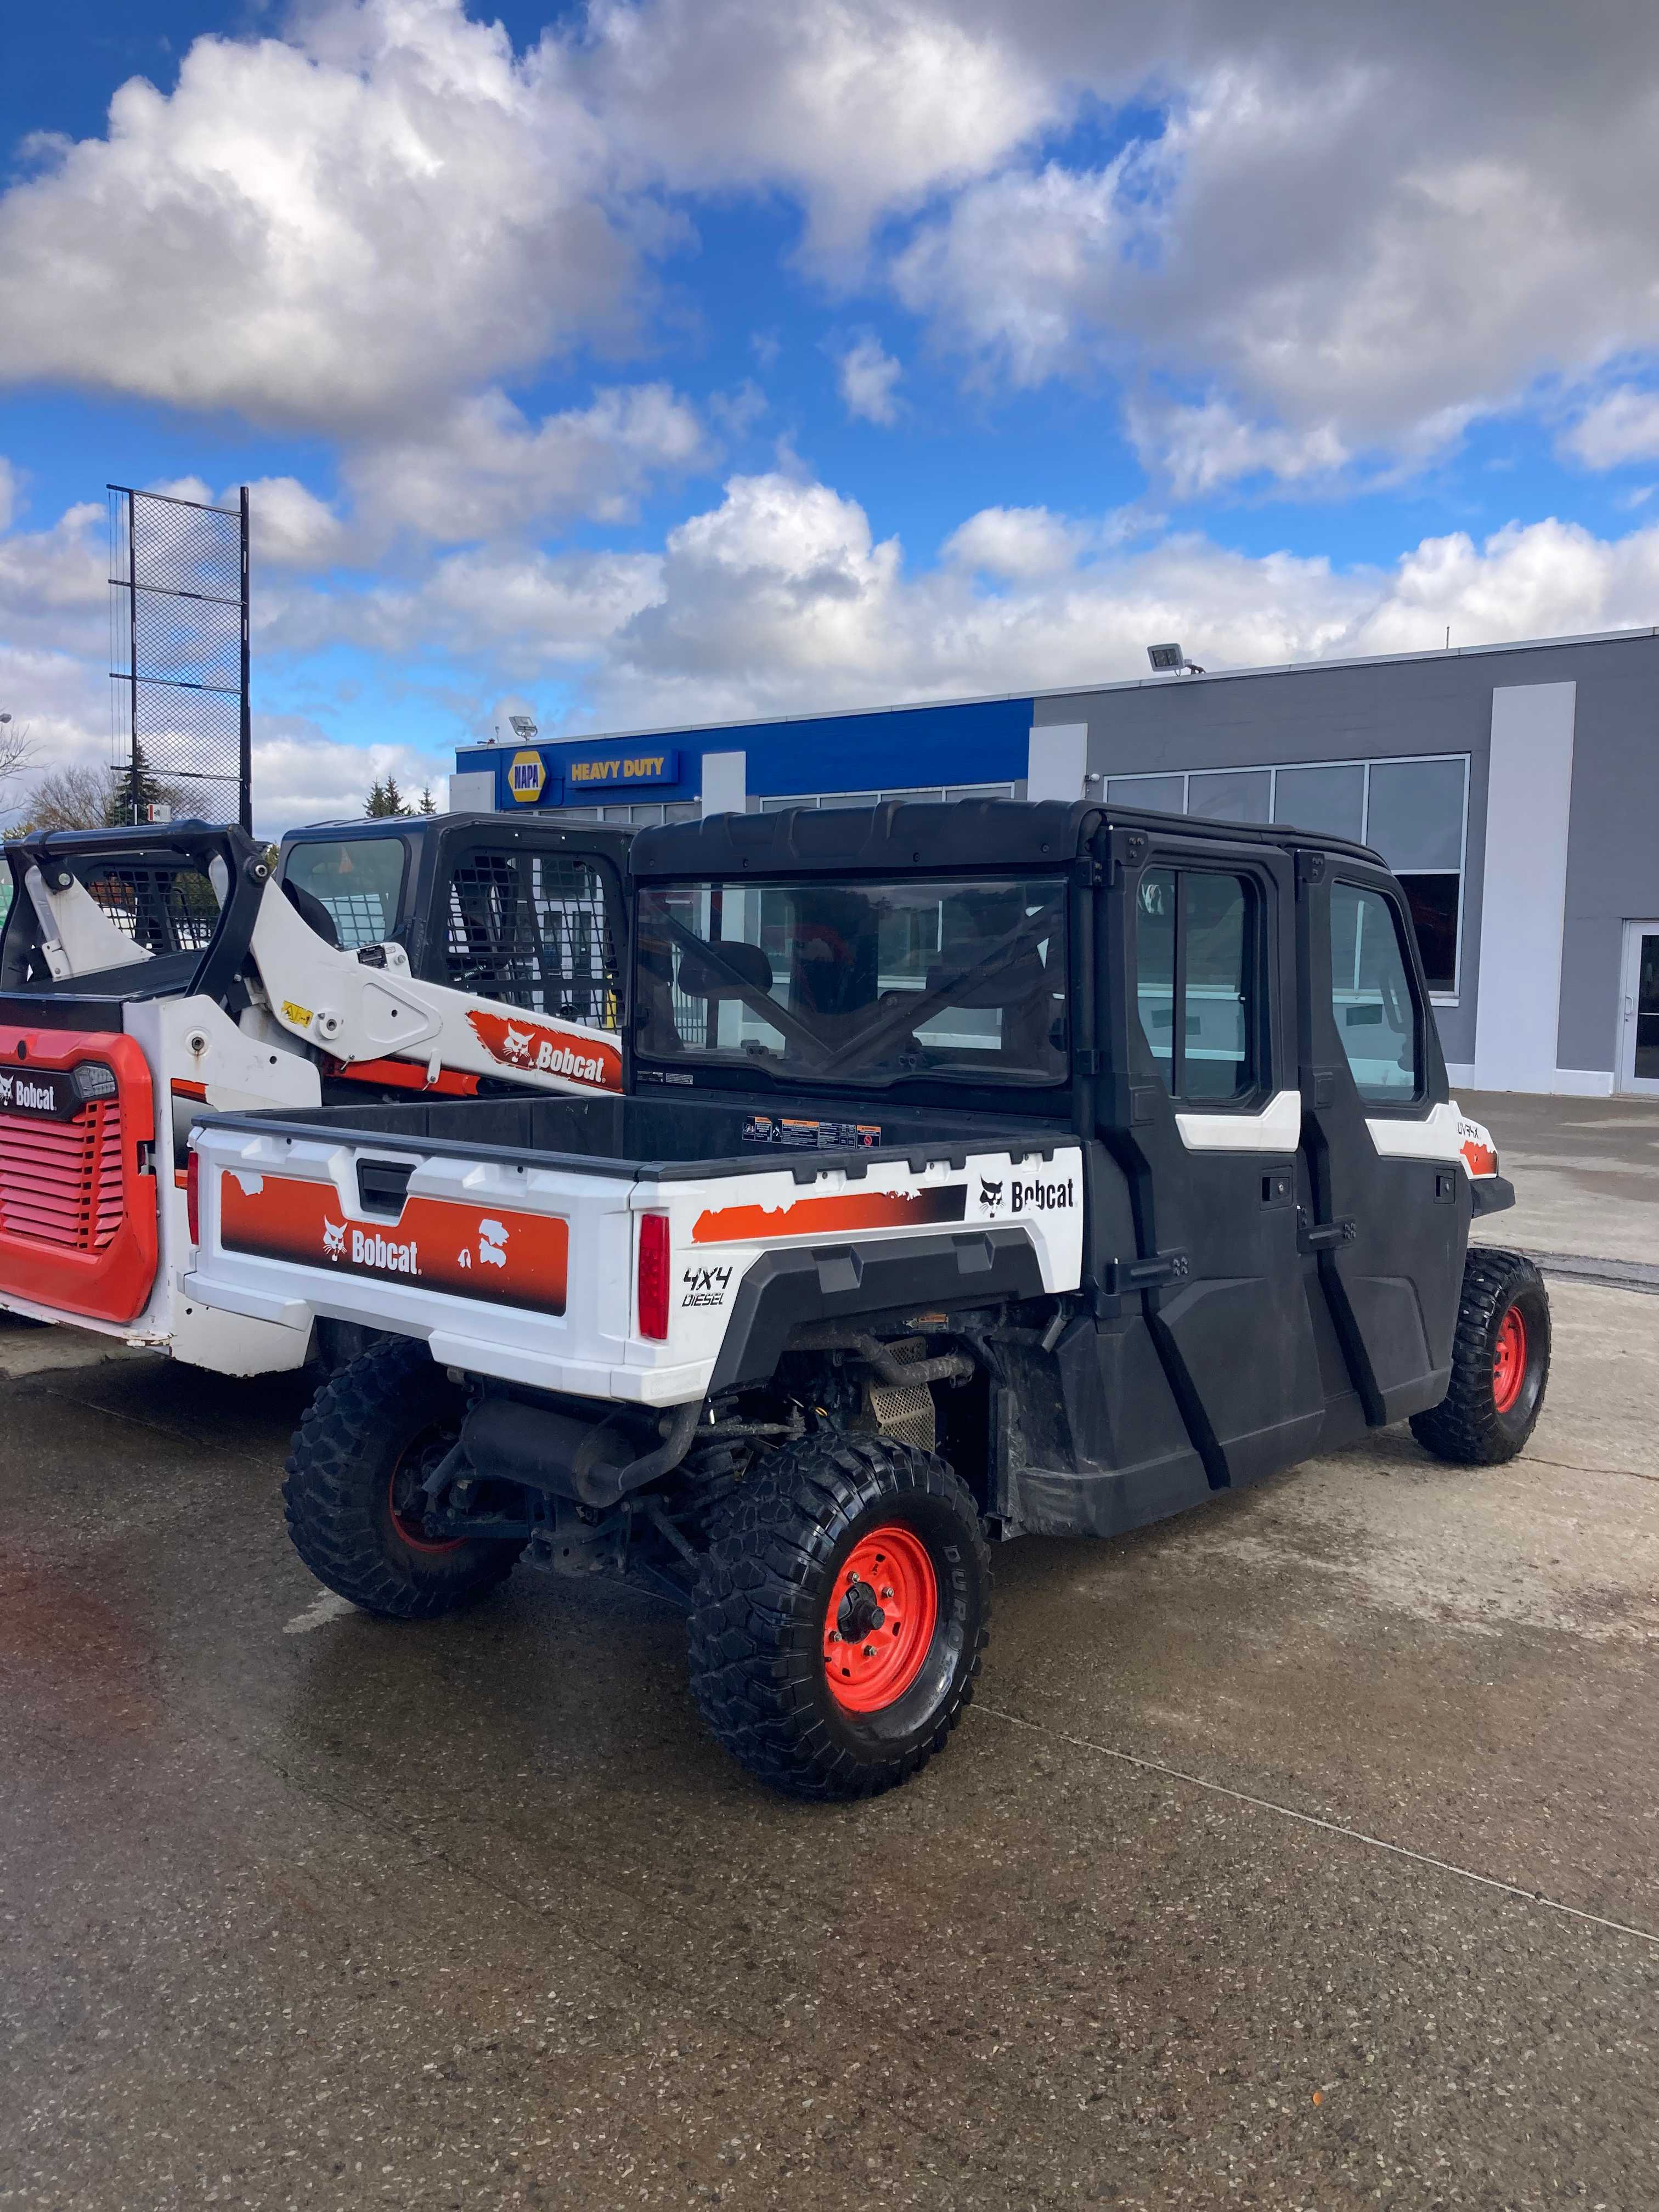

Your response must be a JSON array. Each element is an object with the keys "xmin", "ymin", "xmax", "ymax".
[
  {"xmin": 501, "ymin": 1024, "xmax": 533, "ymax": 1063},
  {"xmin": 323, "ymin": 1218, "xmax": 347, "ymax": 1260},
  {"xmin": 979, "ymin": 1178, "xmax": 1003, "ymax": 1211}
]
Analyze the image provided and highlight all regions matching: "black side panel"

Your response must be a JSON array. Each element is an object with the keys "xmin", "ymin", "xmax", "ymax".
[
  {"xmin": 709, "ymin": 1227, "xmax": 1045, "ymax": 1392},
  {"xmin": 0, "ymin": 994, "xmax": 128, "ymax": 1034}
]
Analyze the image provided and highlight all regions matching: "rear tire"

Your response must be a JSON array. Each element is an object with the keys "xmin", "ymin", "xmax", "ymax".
[
  {"xmin": 687, "ymin": 1431, "xmax": 990, "ymax": 1802},
  {"xmin": 283, "ymin": 1337, "xmax": 522, "ymax": 1620},
  {"xmin": 1409, "ymin": 1247, "xmax": 1550, "ymax": 1465}
]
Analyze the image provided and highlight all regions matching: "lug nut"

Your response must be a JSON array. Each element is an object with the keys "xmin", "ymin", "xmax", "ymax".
[{"xmin": 862, "ymin": 1644, "xmax": 876, "ymax": 1658}]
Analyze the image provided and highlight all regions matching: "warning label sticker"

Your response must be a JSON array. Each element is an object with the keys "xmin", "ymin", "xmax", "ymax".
[{"xmin": 742, "ymin": 1114, "xmax": 883, "ymax": 1151}]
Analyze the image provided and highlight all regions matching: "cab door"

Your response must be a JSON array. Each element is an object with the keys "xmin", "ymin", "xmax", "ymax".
[
  {"xmin": 1105, "ymin": 833, "xmax": 1325, "ymax": 1490},
  {"xmin": 1291, "ymin": 852, "xmax": 1465, "ymax": 1424}
]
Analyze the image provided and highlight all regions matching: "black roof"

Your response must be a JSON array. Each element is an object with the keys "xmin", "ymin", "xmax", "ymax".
[
  {"xmin": 276, "ymin": 812, "xmax": 633, "ymax": 863},
  {"xmin": 628, "ymin": 798, "xmax": 1386, "ymax": 879}
]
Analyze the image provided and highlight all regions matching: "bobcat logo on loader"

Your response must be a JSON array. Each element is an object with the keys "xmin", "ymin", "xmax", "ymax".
[
  {"xmin": 323, "ymin": 1218, "xmax": 347, "ymax": 1260},
  {"xmin": 979, "ymin": 1178, "xmax": 1004, "ymax": 1212},
  {"xmin": 501, "ymin": 1025, "xmax": 533, "ymax": 1064}
]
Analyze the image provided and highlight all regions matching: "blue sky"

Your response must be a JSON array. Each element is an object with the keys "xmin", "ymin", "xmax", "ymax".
[{"xmin": 3, "ymin": 0, "xmax": 1658, "ymax": 830}]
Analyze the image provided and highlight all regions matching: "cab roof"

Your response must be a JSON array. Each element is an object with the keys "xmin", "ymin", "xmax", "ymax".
[{"xmin": 628, "ymin": 797, "xmax": 1385, "ymax": 879}]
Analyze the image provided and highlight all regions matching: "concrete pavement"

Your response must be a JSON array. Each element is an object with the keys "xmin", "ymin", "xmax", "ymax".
[{"xmin": 3, "ymin": 1268, "xmax": 1657, "ymax": 2209}]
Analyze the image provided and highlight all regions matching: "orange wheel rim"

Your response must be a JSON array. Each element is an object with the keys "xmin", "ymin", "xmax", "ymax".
[
  {"xmin": 823, "ymin": 1524, "xmax": 938, "ymax": 1713},
  {"xmin": 1492, "ymin": 1306, "xmax": 1527, "ymax": 1414},
  {"xmin": 388, "ymin": 1454, "xmax": 464, "ymax": 1554}
]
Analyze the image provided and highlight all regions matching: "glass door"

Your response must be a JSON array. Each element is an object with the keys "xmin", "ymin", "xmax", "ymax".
[{"xmin": 1617, "ymin": 923, "xmax": 1659, "ymax": 1095}]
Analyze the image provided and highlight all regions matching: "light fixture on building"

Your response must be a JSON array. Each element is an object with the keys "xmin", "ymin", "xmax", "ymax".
[
  {"xmin": 1147, "ymin": 642, "xmax": 1204, "ymax": 676},
  {"xmin": 509, "ymin": 714, "xmax": 539, "ymax": 742}
]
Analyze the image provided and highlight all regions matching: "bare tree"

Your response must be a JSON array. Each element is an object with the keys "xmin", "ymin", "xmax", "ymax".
[
  {"xmin": 9, "ymin": 763, "xmax": 117, "ymax": 836},
  {"xmin": 0, "ymin": 712, "xmax": 33, "ymax": 796}
]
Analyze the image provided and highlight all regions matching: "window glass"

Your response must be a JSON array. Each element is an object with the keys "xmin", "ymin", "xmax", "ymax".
[
  {"xmin": 1330, "ymin": 882, "xmax": 1421, "ymax": 1100},
  {"xmin": 1397, "ymin": 873, "xmax": 1459, "ymax": 994},
  {"xmin": 1273, "ymin": 764, "xmax": 1365, "ymax": 841},
  {"xmin": 1183, "ymin": 873, "xmax": 1251, "ymax": 1099},
  {"xmin": 1188, "ymin": 770, "xmax": 1271, "ymax": 825},
  {"xmin": 1134, "ymin": 867, "xmax": 1255, "ymax": 1103},
  {"xmin": 281, "ymin": 837, "xmax": 406, "ymax": 949},
  {"xmin": 636, "ymin": 874, "xmax": 1066, "ymax": 1088},
  {"xmin": 1134, "ymin": 867, "xmax": 1177, "ymax": 1086},
  {"xmin": 1108, "ymin": 772, "xmax": 1186, "ymax": 814},
  {"xmin": 1364, "ymin": 758, "xmax": 1465, "ymax": 873}
]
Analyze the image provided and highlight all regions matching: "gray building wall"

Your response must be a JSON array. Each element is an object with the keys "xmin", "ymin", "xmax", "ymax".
[{"xmin": 1035, "ymin": 630, "xmax": 1659, "ymax": 1084}]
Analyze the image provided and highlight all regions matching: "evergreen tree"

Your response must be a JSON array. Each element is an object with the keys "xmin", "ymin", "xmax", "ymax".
[
  {"xmin": 417, "ymin": 783, "xmax": 437, "ymax": 815},
  {"xmin": 365, "ymin": 774, "xmax": 412, "ymax": 819}
]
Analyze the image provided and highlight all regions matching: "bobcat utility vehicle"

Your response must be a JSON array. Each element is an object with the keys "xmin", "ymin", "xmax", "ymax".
[
  {"xmin": 0, "ymin": 812, "xmax": 628, "ymax": 1373},
  {"xmin": 184, "ymin": 799, "xmax": 1547, "ymax": 1797}
]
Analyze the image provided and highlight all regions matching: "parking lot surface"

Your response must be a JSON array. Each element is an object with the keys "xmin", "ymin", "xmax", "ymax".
[{"xmin": 3, "ymin": 1094, "xmax": 1658, "ymax": 2209}]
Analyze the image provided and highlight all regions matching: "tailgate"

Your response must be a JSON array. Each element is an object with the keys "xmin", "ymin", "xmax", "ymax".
[{"xmin": 184, "ymin": 1117, "xmax": 659, "ymax": 1401}]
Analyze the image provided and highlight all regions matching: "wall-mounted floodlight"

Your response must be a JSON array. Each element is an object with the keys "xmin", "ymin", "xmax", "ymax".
[
  {"xmin": 509, "ymin": 714, "xmax": 539, "ymax": 742},
  {"xmin": 1147, "ymin": 642, "xmax": 1204, "ymax": 675}
]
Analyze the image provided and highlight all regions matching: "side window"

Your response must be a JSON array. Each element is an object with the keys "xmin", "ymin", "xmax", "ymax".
[
  {"xmin": 1135, "ymin": 867, "xmax": 1258, "ymax": 1104},
  {"xmin": 1330, "ymin": 881, "xmax": 1422, "ymax": 1102},
  {"xmin": 441, "ymin": 848, "xmax": 621, "ymax": 1025}
]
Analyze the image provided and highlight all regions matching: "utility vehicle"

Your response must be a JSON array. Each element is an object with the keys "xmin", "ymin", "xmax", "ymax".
[
  {"xmin": 185, "ymin": 799, "xmax": 1547, "ymax": 1797},
  {"xmin": 0, "ymin": 812, "xmax": 627, "ymax": 1372}
]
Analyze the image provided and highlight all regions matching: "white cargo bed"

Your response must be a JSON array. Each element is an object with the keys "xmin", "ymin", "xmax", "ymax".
[{"xmin": 185, "ymin": 1103, "xmax": 1086, "ymax": 1406}]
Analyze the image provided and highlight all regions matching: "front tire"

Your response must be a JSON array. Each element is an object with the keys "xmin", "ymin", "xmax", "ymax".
[
  {"xmin": 283, "ymin": 1337, "xmax": 522, "ymax": 1620},
  {"xmin": 1410, "ymin": 1247, "xmax": 1550, "ymax": 1465},
  {"xmin": 687, "ymin": 1432, "xmax": 990, "ymax": 1802}
]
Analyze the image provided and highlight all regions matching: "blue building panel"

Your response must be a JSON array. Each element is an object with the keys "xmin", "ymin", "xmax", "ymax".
[{"xmin": 455, "ymin": 694, "xmax": 1034, "ymax": 811}]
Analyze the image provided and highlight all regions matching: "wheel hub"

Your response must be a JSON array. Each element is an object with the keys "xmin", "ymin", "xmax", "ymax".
[{"xmin": 822, "ymin": 1525, "xmax": 938, "ymax": 1714}]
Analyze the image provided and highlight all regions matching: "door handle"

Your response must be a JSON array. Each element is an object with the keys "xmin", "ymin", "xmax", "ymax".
[{"xmin": 1297, "ymin": 1209, "xmax": 1357, "ymax": 1254}]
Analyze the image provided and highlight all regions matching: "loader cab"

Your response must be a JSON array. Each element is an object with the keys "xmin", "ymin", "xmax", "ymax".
[{"xmin": 276, "ymin": 812, "xmax": 631, "ymax": 1027}]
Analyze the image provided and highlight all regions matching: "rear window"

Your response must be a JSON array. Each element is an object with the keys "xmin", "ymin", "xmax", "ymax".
[
  {"xmin": 282, "ymin": 838, "xmax": 407, "ymax": 950},
  {"xmin": 636, "ymin": 874, "xmax": 1068, "ymax": 1089}
]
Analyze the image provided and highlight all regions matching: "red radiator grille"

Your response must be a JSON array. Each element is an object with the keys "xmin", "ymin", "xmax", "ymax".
[{"xmin": 0, "ymin": 1101, "xmax": 126, "ymax": 1252}]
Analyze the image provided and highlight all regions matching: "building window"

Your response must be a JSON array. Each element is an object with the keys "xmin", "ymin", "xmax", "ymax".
[
  {"xmin": 1106, "ymin": 753, "xmax": 1468, "ymax": 998},
  {"xmin": 757, "ymin": 783, "xmax": 1011, "ymax": 813}
]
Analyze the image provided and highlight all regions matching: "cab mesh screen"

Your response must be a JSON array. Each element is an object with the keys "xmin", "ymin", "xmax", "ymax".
[
  {"xmin": 442, "ymin": 853, "xmax": 618, "ymax": 1023},
  {"xmin": 82, "ymin": 862, "xmax": 219, "ymax": 954}
]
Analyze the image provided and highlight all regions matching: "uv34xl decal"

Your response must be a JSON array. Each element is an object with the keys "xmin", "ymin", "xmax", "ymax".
[
  {"xmin": 691, "ymin": 1185, "xmax": 968, "ymax": 1246},
  {"xmin": 219, "ymin": 1172, "xmax": 570, "ymax": 1314},
  {"xmin": 465, "ymin": 1008, "xmax": 622, "ymax": 1092}
]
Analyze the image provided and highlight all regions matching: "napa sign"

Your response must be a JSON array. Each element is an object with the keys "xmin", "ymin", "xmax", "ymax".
[{"xmin": 498, "ymin": 743, "xmax": 681, "ymax": 807}]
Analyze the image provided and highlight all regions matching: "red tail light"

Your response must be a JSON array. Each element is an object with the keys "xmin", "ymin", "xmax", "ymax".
[
  {"xmin": 637, "ymin": 1211, "xmax": 670, "ymax": 1340},
  {"xmin": 186, "ymin": 1149, "xmax": 201, "ymax": 1245}
]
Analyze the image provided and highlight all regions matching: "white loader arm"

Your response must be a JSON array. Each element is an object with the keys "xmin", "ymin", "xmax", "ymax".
[
  {"xmin": 24, "ymin": 864, "xmax": 155, "ymax": 980},
  {"xmin": 247, "ymin": 876, "xmax": 622, "ymax": 1094}
]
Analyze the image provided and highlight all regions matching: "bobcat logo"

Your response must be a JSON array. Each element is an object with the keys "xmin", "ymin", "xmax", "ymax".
[
  {"xmin": 501, "ymin": 1024, "xmax": 533, "ymax": 1063},
  {"xmin": 323, "ymin": 1218, "xmax": 347, "ymax": 1260},
  {"xmin": 979, "ymin": 1178, "xmax": 1003, "ymax": 1211},
  {"xmin": 478, "ymin": 1218, "xmax": 509, "ymax": 1269}
]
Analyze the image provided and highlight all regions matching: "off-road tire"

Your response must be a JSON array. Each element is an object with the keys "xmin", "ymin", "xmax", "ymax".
[
  {"xmin": 687, "ymin": 1431, "xmax": 990, "ymax": 1802},
  {"xmin": 283, "ymin": 1337, "xmax": 522, "ymax": 1620},
  {"xmin": 1409, "ymin": 1246, "xmax": 1550, "ymax": 1466}
]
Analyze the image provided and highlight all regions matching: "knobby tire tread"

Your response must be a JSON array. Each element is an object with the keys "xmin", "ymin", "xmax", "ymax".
[
  {"xmin": 1409, "ymin": 1245, "xmax": 1549, "ymax": 1466},
  {"xmin": 687, "ymin": 1430, "xmax": 990, "ymax": 1802}
]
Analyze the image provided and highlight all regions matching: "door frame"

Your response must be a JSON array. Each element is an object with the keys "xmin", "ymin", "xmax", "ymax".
[{"xmin": 1616, "ymin": 921, "xmax": 1659, "ymax": 1096}]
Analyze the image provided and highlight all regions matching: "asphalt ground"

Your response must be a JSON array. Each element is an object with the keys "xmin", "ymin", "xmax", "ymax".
[{"xmin": 4, "ymin": 1094, "xmax": 1659, "ymax": 2209}]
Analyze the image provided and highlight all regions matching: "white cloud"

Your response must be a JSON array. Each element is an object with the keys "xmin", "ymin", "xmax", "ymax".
[
  {"xmin": 941, "ymin": 505, "xmax": 1082, "ymax": 579},
  {"xmin": 836, "ymin": 335, "xmax": 903, "ymax": 426},
  {"xmin": 243, "ymin": 477, "xmax": 349, "ymax": 568},
  {"xmin": 579, "ymin": 0, "xmax": 1057, "ymax": 269},
  {"xmin": 1561, "ymin": 387, "xmax": 1659, "ymax": 471},
  {"xmin": 249, "ymin": 720, "xmax": 450, "ymax": 833},
  {"xmin": 344, "ymin": 383, "xmax": 709, "ymax": 543},
  {"xmin": 0, "ymin": 0, "xmax": 635, "ymax": 428}
]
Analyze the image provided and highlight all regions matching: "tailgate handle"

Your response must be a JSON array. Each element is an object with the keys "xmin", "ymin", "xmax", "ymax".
[{"xmin": 357, "ymin": 1158, "xmax": 415, "ymax": 1217}]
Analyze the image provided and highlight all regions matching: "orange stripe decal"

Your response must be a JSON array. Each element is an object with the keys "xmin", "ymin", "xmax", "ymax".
[
  {"xmin": 220, "ymin": 1173, "xmax": 569, "ymax": 1314},
  {"xmin": 692, "ymin": 1186, "xmax": 967, "ymax": 1245},
  {"xmin": 466, "ymin": 1009, "xmax": 621, "ymax": 1092}
]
